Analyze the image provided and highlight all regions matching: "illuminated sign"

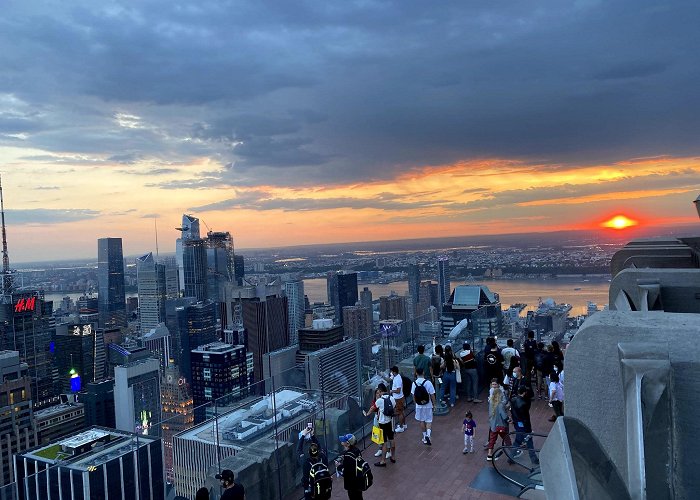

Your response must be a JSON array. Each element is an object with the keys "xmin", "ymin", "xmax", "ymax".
[
  {"xmin": 72, "ymin": 324, "xmax": 93, "ymax": 336},
  {"xmin": 14, "ymin": 296, "xmax": 36, "ymax": 313}
]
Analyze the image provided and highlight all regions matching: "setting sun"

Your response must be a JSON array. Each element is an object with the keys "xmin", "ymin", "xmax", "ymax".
[{"xmin": 602, "ymin": 215, "xmax": 638, "ymax": 230}]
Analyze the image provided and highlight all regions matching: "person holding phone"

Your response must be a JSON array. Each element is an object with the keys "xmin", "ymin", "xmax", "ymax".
[{"xmin": 297, "ymin": 421, "xmax": 320, "ymax": 467}]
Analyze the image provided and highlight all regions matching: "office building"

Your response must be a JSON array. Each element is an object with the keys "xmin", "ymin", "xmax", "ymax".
[
  {"xmin": 359, "ymin": 286, "xmax": 373, "ymax": 310},
  {"xmin": 175, "ymin": 300, "xmax": 218, "ymax": 383},
  {"xmin": 407, "ymin": 263, "xmax": 421, "ymax": 315},
  {"xmin": 528, "ymin": 299, "xmax": 571, "ymax": 337},
  {"xmin": 417, "ymin": 280, "xmax": 438, "ymax": 318},
  {"xmin": 106, "ymin": 341, "xmax": 151, "ymax": 378},
  {"xmin": 306, "ymin": 338, "xmax": 361, "ymax": 399},
  {"xmin": 14, "ymin": 427, "xmax": 163, "ymax": 500},
  {"xmin": 34, "ymin": 402, "xmax": 85, "ymax": 445},
  {"xmin": 114, "ymin": 358, "xmax": 162, "ymax": 436},
  {"xmin": 205, "ymin": 230, "xmax": 235, "ymax": 305},
  {"xmin": 233, "ymin": 254, "xmax": 245, "ymax": 286},
  {"xmin": 0, "ymin": 291, "xmax": 56, "ymax": 407},
  {"xmin": 176, "ymin": 213, "xmax": 201, "ymax": 292},
  {"xmin": 327, "ymin": 272, "xmax": 358, "ymax": 325},
  {"xmin": 437, "ymin": 256, "xmax": 450, "ymax": 315},
  {"xmin": 191, "ymin": 342, "xmax": 248, "ymax": 421},
  {"xmin": 342, "ymin": 305, "xmax": 373, "ymax": 364},
  {"xmin": 98, "ymin": 237, "xmax": 127, "ymax": 329},
  {"xmin": 142, "ymin": 323, "xmax": 173, "ymax": 371},
  {"xmin": 285, "ymin": 280, "xmax": 305, "ymax": 345},
  {"xmin": 182, "ymin": 238, "xmax": 208, "ymax": 302},
  {"xmin": 298, "ymin": 319, "xmax": 344, "ymax": 353},
  {"xmin": 54, "ymin": 321, "xmax": 106, "ymax": 393},
  {"xmin": 379, "ymin": 293, "xmax": 409, "ymax": 322},
  {"xmin": 241, "ymin": 291, "xmax": 288, "ymax": 384},
  {"xmin": 137, "ymin": 252, "xmax": 168, "ymax": 333},
  {"xmin": 160, "ymin": 364, "xmax": 193, "ymax": 483},
  {"xmin": 0, "ymin": 350, "xmax": 37, "ymax": 487},
  {"xmin": 83, "ymin": 380, "xmax": 116, "ymax": 428},
  {"xmin": 441, "ymin": 285, "xmax": 503, "ymax": 348}
]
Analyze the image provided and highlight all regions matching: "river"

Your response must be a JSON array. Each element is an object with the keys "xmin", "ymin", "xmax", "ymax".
[{"xmin": 302, "ymin": 278, "xmax": 610, "ymax": 316}]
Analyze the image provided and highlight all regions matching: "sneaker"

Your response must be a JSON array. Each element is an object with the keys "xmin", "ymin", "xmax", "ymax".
[
  {"xmin": 462, "ymin": 447, "xmax": 469, "ymax": 454},
  {"xmin": 394, "ymin": 426, "xmax": 405, "ymax": 433},
  {"xmin": 425, "ymin": 437, "xmax": 432, "ymax": 446},
  {"xmin": 421, "ymin": 437, "xmax": 428, "ymax": 444},
  {"xmin": 386, "ymin": 451, "xmax": 392, "ymax": 459},
  {"xmin": 486, "ymin": 456, "xmax": 498, "ymax": 461},
  {"xmin": 374, "ymin": 449, "xmax": 383, "ymax": 457},
  {"xmin": 473, "ymin": 399, "xmax": 482, "ymax": 403},
  {"xmin": 512, "ymin": 450, "xmax": 523, "ymax": 459}
]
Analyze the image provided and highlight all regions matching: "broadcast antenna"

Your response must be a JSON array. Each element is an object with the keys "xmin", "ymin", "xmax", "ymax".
[
  {"xmin": 154, "ymin": 216, "xmax": 160, "ymax": 258},
  {"xmin": 0, "ymin": 174, "xmax": 13, "ymax": 295}
]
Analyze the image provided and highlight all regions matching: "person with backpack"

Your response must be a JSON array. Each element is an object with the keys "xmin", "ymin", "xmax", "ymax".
[
  {"xmin": 414, "ymin": 344, "xmax": 431, "ymax": 379},
  {"xmin": 442, "ymin": 344, "xmax": 460, "ymax": 407},
  {"xmin": 373, "ymin": 383, "xmax": 396, "ymax": 467},
  {"xmin": 484, "ymin": 337, "xmax": 504, "ymax": 387},
  {"xmin": 363, "ymin": 388, "xmax": 390, "ymax": 460},
  {"xmin": 303, "ymin": 443, "xmax": 331, "ymax": 500},
  {"xmin": 337, "ymin": 434, "xmax": 372, "ymax": 500},
  {"xmin": 389, "ymin": 366, "xmax": 407, "ymax": 432},
  {"xmin": 501, "ymin": 338, "xmax": 520, "ymax": 378},
  {"xmin": 411, "ymin": 367, "xmax": 436, "ymax": 445}
]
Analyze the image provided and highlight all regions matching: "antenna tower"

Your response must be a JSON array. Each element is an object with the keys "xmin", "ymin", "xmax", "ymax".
[{"xmin": 0, "ymin": 174, "xmax": 13, "ymax": 295}]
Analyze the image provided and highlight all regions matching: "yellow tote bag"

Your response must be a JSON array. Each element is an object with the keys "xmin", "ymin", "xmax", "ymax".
[{"xmin": 371, "ymin": 425, "xmax": 384, "ymax": 445}]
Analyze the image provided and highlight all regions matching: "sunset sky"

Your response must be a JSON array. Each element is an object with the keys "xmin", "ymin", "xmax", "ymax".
[{"xmin": 1, "ymin": 0, "xmax": 699, "ymax": 262}]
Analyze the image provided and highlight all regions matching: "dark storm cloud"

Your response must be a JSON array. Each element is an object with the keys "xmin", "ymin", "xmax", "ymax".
[
  {"xmin": 5, "ymin": 208, "xmax": 100, "ymax": 224},
  {"xmin": 1, "ymin": 0, "xmax": 699, "ymax": 187}
]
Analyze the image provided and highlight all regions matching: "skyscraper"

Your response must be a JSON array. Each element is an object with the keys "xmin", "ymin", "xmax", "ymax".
[
  {"xmin": 0, "ymin": 350, "xmax": 37, "ymax": 487},
  {"xmin": 407, "ymin": 263, "xmax": 421, "ymax": 315},
  {"xmin": 175, "ymin": 300, "xmax": 218, "ymax": 384},
  {"xmin": 242, "ymin": 293, "xmax": 288, "ymax": 384},
  {"xmin": 205, "ymin": 230, "xmax": 235, "ymax": 304},
  {"xmin": 327, "ymin": 272, "xmax": 358, "ymax": 325},
  {"xmin": 54, "ymin": 321, "xmax": 106, "ymax": 393},
  {"xmin": 160, "ymin": 363, "xmax": 193, "ymax": 483},
  {"xmin": 0, "ymin": 291, "xmax": 55, "ymax": 407},
  {"xmin": 379, "ymin": 293, "xmax": 409, "ymax": 322},
  {"xmin": 359, "ymin": 286, "xmax": 373, "ymax": 310},
  {"xmin": 190, "ymin": 342, "xmax": 248, "ymax": 422},
  {"xmin": 233, "ymin": 254, "xmax": 245, "ymax": 286},
  {"xmin": 285, "ymin": 280, "xmax": 305, "ymax": 345},
  {"xmin": 114, "ymin": 358, "xmax": 162, "ymax": 436},
  {"xmin": 137, "ymin": 252, "xmax": 168, "ymax": 333},
  {"xmin": 176, "ymin": 213, "xmax": 201, "ymax": 292},
  {"xmin": 342, "ymin": 305, "xmax": 373, "ymax": 363},
  {"xmin": 437, "ymin": 256, "xmax": 450, "ymax": 315},
  {"xmin": 97, "ymin": 237, "xmax": 127, "ymax": 329},
  {"xmin": 183, "ymin": 238, "xmax": 208, "ymax": 302}
]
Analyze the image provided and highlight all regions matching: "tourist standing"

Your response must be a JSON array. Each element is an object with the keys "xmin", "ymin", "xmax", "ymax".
[
  {"xmin": 459, "ymin": 342, "xmax": 481, "ymax": 402},
  {"xmin": 522, "ymin": 330, "xmax": 537, "ymax": 377},
  {"xmin": 215, "ymin": 469, "xmax": 245, "ymax": 500},
  {"xmin": 413, "ymin": 345, "xmax": 431, "ymax": 379},
  {"xmin": 390, "ymin": 366, "xmax": 406, "ymax": 432},
  {"xmin": 337, "ymin": 434, "xmax": 365, "ymax": 500},
  {"xmin": 442, "ymin": 345, "xmax": 459, "ymax": 407},
  {"xmin": 363, "ymin": 388, "xmax": 390, "ymax": 459},
  {"xmin": 302, "ymin": 443, "xmax": 331, "ymax": 500},
  {"xmin": 486, "ymin": 379, "xmax": 512, "ymax": 462},
  {"xmin": 411, "ymin": 367, "xmax": 436, "ymax": 445},
  {"xmin": 533, "ymin": 342, "xmax": 548, "ymax": 399},
  {"xmin": 462, "ymin": 411, "xmax": 477, "ymax": 454},
  {"xmin": 431, "ymin": 343, "xmax": 446, "ymax": 406},
  {"xmin": 548, "ymin": 371, "xmax": 564, "ymax": 422},
  {"xmin": 510, "ymin": 385, "xmax": 539, "ymax": 464},
  {"xmin": 374, "ymin": 383, "xmax": 396, "ymax": 467},
  {"xmin": 484, "ymin": 338, "xmax": 504, "ymax": 387},
  {"xmin": 501, "ymin": 338, "xmax": 520, "ymax": 378}
]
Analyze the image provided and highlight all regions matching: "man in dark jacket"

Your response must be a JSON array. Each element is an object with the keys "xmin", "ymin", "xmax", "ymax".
[
  {"xmin": 302, "ymin": 443, "xmax": 330, "ymax": 500},
  {"xmin": 510, "ymin": 385, "xmax": 539, "ymax": 464},
  {"xmin": 336, "ymin": 434, "xmax": 364, "ymax": 500},
  {"xmin": 484, "ymin": 337, "xmax": 504, "ymax": 386}
]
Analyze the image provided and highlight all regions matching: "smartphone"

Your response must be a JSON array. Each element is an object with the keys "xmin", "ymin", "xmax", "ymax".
[
  {"xmin": 437, "ymin": 377, "xmax": 443, "ymax": 384},
  {"xmin": 307, "ymin": 422, "xmax": 313, "ymax": 429}
]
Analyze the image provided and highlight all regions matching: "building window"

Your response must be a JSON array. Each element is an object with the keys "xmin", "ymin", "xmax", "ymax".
[
  {"xmin": 203, "ymin": 368, "xmax": 211, "ymax": 381},
  {"xmin": 204, "ymin": 387, "xmax": 212, "ymax": 400}
]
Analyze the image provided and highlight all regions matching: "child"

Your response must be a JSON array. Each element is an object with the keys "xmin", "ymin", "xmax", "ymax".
[{"xmin": 463, "ymin": 411, "xmax": 476, "ymax": 454}]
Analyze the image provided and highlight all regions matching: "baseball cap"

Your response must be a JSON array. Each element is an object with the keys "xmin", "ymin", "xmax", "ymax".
[
  {"xmin": 338, "ymin": 433, "xmax": 354, "ymax": 444},
  {"xmin": 215, "ymin": 469, "xmax": 234, "ymax": 482}
]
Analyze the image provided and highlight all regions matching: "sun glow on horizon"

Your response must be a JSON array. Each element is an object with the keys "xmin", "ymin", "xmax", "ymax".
[{"xmin": 602, "ymin": 215, "xmax": 638, "ymax": 230}]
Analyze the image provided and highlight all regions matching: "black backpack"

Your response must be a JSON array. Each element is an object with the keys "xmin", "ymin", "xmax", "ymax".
[
  {"xmin": 351, "ymin": 451, "xmax": 373, "ymax": 491},
  {"xmin": 308, "ymin": 460, "xmax": 332, "ymax": 499},
  {"xmin": 431, "ymin": 355, "xmax": 443, "ymax": 377},
  {"xmin": 381, "ymin": 395, "xmax": 394, "ymax": 417},
  {"xmin": 534, "ymin": 350, "xmax": 546, "ymax": 371},
  {"xmin": 524, "ymin": 339, "xmax": 537, "ymax": 358},
  {"xmin": 413, "ymin": 379, "xmax": 430, "ymax": 405},
  {"xmin": 400, "ymin": 374, "xmax": 412, "ymax": 399}
]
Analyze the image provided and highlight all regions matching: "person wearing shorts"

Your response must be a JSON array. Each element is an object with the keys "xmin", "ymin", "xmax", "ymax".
[
  {"xmin": 374, "ymin": 383, "xmax": 396, "ymax": 467},
  {"xmin": 411, "ymin": 367, "xmax": 436, "ymax": 446}
]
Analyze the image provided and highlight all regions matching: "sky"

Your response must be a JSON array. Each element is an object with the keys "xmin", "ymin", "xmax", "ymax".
[{"xmin": 1, "ymin": 0, "xmax": 699, "ymax": 262}]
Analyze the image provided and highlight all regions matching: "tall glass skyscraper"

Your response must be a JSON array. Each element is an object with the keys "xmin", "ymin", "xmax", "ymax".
[
  {"xmin": 284, "ymin": 280, "xmax": 305, "ymax": 345},
  {"xmin": 183, "ymin": 238, "xmax": 208, "ymax": 302},
  {"xmin": 327, "ymin": 272, "xmax": 358, "ymax": 325},
  {"xmin": 437, "ymin": 256, "xmax": 450, "ymax": 315},
  {"xmin": 97, "ymin": 237, "xmax": 126, "ymax": 329},
  {"xmin": 137, "ymin": 252, "xmax": 167, "ymax": 333},
  {"xmin": 176, "ymin": 214, "xmax": 201, "ymax": 292}
]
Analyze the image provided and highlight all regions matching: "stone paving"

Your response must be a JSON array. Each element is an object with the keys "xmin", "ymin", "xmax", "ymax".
[{"xmin": 327, "ymin": 387, "xmax": 554, "ymax": 500}]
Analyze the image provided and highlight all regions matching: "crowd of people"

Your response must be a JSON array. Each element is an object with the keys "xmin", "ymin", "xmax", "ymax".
[{"xmin": 296, "ymin": 331, "xmax": 566, "ymax": 500}]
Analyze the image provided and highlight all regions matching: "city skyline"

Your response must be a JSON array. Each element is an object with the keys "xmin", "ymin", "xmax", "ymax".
[{"xmin": 1, "ymin": 1, "xmax": 699, "ymax": 262}]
